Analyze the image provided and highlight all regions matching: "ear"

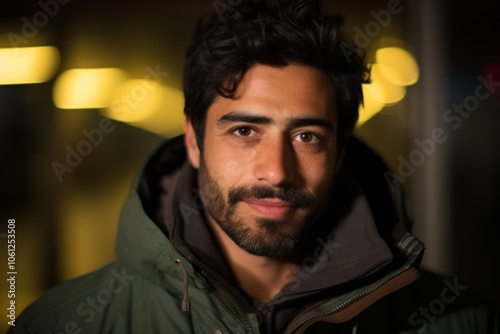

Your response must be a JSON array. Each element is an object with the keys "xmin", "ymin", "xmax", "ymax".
[{"xmin": 184, "ymin": 118, "xmax": 200, "ymax": 169}]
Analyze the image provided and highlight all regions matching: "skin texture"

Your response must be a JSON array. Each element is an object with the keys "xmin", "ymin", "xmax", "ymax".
[{"xmin": 185, "ymin": 64, "xmax": 341, "ymax": 301}]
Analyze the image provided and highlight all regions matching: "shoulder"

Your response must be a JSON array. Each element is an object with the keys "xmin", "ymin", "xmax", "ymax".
[
  {"xmin": 366, "ymin": 269, "xmax": 500, "ymax": 333},
  {"xmin": 406, "ymin": 269, "xmax": 498, "ymax": 333},
  {"xmin": 10, "ymin": 261, "xmax": 199, "ymax": 334},
  {"xmin": 9, "ymin": 262, "xmax": 142, "ymax": 333}
]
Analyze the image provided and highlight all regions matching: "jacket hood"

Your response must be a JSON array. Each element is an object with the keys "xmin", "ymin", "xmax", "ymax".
[{"xmin": 115, "ymin": 135, "xmax": 424, "ymax": 317}]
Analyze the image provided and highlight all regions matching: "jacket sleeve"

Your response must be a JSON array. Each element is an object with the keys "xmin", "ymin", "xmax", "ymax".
[
  {"xmin": 7, "ymin": 305, "xmax": 40, "ymax": 334},
  {"xmin": 401, "ymin": 270, "xmax": 500, "ymax": 334}
]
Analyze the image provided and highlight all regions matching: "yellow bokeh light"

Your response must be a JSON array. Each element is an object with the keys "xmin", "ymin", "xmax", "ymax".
[
  {"xmin": 358, "ymin": 83, "xmax": 386, "ymax": 126},
  {"xmin": 104, "ymin": 79, "xmax": 163, "ymax": 123},
  {"xmin": 376, "ymin": 47, "xmax": 419, "ymax": 86},
  {"xmin": 370, "ymin": 64, "xmax": 406, "ymax": 104},
  {"xmin": 104, "ymin": 81, "xmax": 185, "ymax": 138},
  {"xmin": 137, "ymin": 85, "xmax": 185, "ymax": 137},
  {"xmin": 0, "ymin": 46, "xmax": 60, "ymax": 85},
  {"xmin": 53, "ymin": 68, "xmax": 128, "ymax": 109}
]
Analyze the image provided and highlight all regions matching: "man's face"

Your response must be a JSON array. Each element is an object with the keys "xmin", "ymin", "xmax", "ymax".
[{"xmin": 185, "ymin": 64, "xmax": 340, "ymax": 259}]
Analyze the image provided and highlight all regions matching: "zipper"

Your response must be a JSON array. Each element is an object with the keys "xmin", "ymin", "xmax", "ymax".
[
  {"xmin": 285, "ymin": 265, "xmax": 413, "ymax": 334},
  {"xmin": 201, "ymin": 269, "xmax": 255, "ymax": 332}
]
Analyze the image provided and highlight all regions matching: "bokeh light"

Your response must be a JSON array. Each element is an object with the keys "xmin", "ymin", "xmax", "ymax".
[
  {"xmin": 376, "ymin": 47, "xmax": 419, "ymax": 86},
  {"xmin": 104, "ymin": 81, "xmax": 185, "ymax": 137},
  {"xmin": 53, "ymin": 68, "xmax": 128, "ymax": 109},
  {"xmin": 369, "ymin": 64, "xmax": 407, "ymax": 104},
  {"xmin": 358, "ymin": 83, "xmax": 386, "ymax": 125},
  {"xmin": 0, "ymin": 46, "xmax": 60, "ymax": 85}
]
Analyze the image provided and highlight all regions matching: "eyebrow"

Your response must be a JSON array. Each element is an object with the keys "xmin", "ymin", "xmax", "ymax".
[
  {"xmin": 217, "ymin": 111, "xmax": 334, "ymax": 132},
  {"xmin": 287, "ymin": 117, "xmax": 334, "ymax": 132},
  {"xmin": 217, "ymin": 112, "xmax": 273, "ymax": 126}
]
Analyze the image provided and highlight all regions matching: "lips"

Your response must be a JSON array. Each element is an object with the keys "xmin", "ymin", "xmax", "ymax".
[{"xmin": 244, "ymin": 199, "xmax": 297, "ymax": 218}]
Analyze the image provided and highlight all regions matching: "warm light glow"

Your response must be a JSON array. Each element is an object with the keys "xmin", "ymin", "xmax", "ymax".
[
  {"xmin": 138, "ymin": 85, "xmax": 184, "ymax": 137},
  {"xmin": 53, "ymin": 68, "xmax": 128, "ymax": 109},
  {"xmin": 0, "ymin": 46, "xmax": 60, "ymax": 85},
  {"xmin": 104, "ymin": 79, "xmax": 162, "ymax": 123},
  {"xmin": 358, "ymin": 83, "xmax": 385, "ymax": 126},
  {"xmin": 376, "ymin": 47, "xmax": 419, "ymax": 86},
  {"xmin": 369, "ymin": 64, "xmax": 406, "ymax": 104},
  {"xmin": 104, "ymin": 81, "xmax": 185, "ymax": 137}
]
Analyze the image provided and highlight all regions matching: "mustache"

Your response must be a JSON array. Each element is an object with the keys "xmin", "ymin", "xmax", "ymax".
[{"xmin": 228, "ymin": 185, "xmax": 313, "ymax": 207}]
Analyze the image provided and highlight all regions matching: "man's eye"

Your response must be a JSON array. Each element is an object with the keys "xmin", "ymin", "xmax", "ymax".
[
  {"xmin": 232, "ymin": 127, "xmax": 254, "ymax": 137},
  {"xmin": 293, "ymin": 132, "xmax": 320, "ymax": 143}
]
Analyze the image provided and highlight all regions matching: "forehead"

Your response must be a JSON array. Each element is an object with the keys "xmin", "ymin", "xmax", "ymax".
[{"xmin": 207, "ymin": 64, "xmax": 337, "ymax": 124}]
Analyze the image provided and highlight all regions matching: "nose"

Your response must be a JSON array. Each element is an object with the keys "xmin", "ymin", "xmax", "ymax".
[{"xmin": 253, "ymin": 136, "xmax": 296, "ymax": 187}]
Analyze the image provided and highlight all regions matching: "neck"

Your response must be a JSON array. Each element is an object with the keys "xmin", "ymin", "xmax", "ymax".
[{"xmin": 205, "ymin": 214, "xmax": 303, "ymax": 302}]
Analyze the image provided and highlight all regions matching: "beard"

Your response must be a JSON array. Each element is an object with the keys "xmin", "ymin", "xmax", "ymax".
[{"xmin": 198, "ymin": 159, "xmax": 318, "ymax": 259}]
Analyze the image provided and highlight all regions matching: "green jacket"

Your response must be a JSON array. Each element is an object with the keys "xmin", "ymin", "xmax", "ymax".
[{"xmin": 11, "ymin": 136, "xmax": 498, "ymax": 333}]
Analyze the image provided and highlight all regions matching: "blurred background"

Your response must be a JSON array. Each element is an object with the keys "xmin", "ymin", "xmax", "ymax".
[{"xmin": 0, "ymin": 0, "xmax": 499, "ymax": 331}]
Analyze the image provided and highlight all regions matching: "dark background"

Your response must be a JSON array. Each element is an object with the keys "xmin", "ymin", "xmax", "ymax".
[{"xmin": 0, "ymin": 1, "xmax": 499, "ymax": 332}]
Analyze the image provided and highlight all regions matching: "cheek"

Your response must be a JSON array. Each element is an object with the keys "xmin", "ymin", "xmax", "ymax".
[
  {"xmin": 204, "ymin": 146, "xmax": 246, "ymax": 188},
  {"xmin": 222, "ymin": 159, "xmax": 243, "ymax": 182},
  {"xmin": 300, "ymin": 155, "xmax": 337, "ymax": 195}
]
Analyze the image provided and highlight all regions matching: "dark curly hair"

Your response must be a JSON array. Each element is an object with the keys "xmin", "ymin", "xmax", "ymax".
[{"xmin": 183, "ymin": 0, "xmax": 369, "ymax": 149}]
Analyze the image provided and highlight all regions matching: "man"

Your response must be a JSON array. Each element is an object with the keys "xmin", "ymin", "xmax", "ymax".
[{"xmin": 12, "ymin": 0, "xmax": 498, "ymax": 333}]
